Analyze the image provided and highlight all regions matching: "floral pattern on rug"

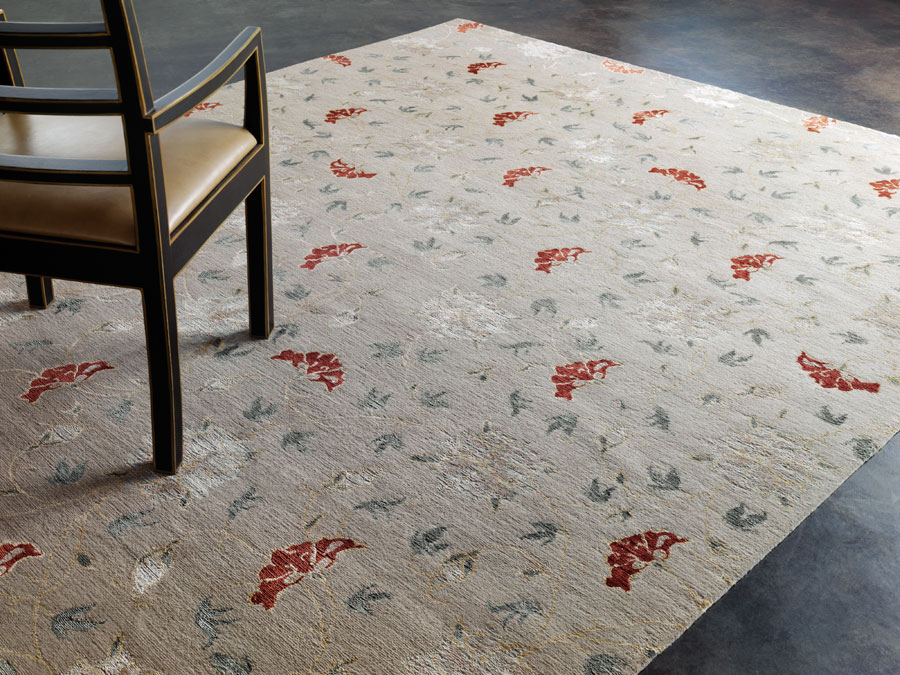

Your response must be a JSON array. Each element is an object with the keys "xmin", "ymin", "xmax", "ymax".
[{"xmin": 0, "ymin": 18, "xmax": 899, "ymax": 675}]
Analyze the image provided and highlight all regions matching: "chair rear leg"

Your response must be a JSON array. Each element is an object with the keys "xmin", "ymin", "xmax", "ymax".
[
  {"xmin": 25, "ymin": 276, "xmax": 53, "ymax": 308},
  {"xmin": 246, "ymin": 175, "xmax": 274, "ymax": 339},
  {"xmin": 141, "ymin": 277, "xmax": 183, "ymax": 474}
]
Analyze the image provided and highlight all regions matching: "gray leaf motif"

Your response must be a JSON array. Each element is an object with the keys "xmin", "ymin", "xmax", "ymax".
[
  {"xmin": 520, "ymin": 522, "xmax": 559, "ymax": 546},
  {"xmin": 242, "ymin": 397, "xmax": 277, "ymax": 421},
  {"xmin": 284, "ymin": 284, "xmax": 311, "ymax": 301},
  {"xmin": 531, "ymin": 298, "xmax": 557, "ymax": 316},
  {"xmin": 479, "ymin": 273, "xmax": 507, "ymax": 288},
  {"xmin": 209, "ymin": 653, "xmax": 252, "ymax": 675},
  {"xmin": 724, "ymin": 503, "xmax": 768, "ymax": 531},
  {"xmin": 195, "ymin": 597, "xmax": 237, "ymax": 649},
  {"xmin": 546, "ymin": 415, "xmax": 577, "ymax": 436},
  {"xmin": 371, "ymin": 433, "xmax": 403, "ymax": 455},
  {"xmin": 410, "ymin": 527, "xmax": 449, "ymax": 555},
  {"xmin": 719, "ymin": 350, "xmax": 753, "ymax": 366},
  {"xmin": 509, "ymin": 390, "xmax": 532, "ymax": 417},
  {"xmin": 816, "ymin": 406, "xmax": 847, "ymax": 426},
  {"xmin": 744, "ymin": 328, "xmax": 771, "ymax": 346},
  {"xmin": 346, "ymin": 584, "xmax": 392, "ymax": 616},
  {"xmin": 500, "ymin": 341, "xmax": 540, "ymax": 357},
  {"xmin": 847, "ymin": 436, "xmax": 879, "ymax": 461},
  {"xmin": 107, "ymin": 509, "xmax": 157, "ymax": 540},
  {"xmin": 648, "ymin": 466, "xmax": 681, "ymax": 491},
  {"xmin": 417, "ymin": 347, "xmax": 447, "ymax": 363},
  {"xmin": 358, "ymin": 387, "xmax": 392, "ymax": 410},
  {"xmin": 48, "ymin": 458, "xmax": 86, "ymax": 486},
  {"xmin": 648, "ymin": 407, "xmax": 670, "ymax": 432},
  {"xmin": 488, "ymin": 600, "xmax": 543, "ymax": 628},
  {"xmin": 584, "ymin": 653, "xmax": 629, "ymax": 675},
  {"xmin": 51, "ymin": 604, "xmax": 105, "ymax": 639},
  {"xmin": 586, "ymin": 479, "xmax": 616, "ymax": 503},
  {"xmin": 282, "ymin": 431, "xmax": 315, "ymax": 453},
  {"xmin": 0, "ymin": 659, "xmax": 15, "ymax": 675},
  {"xmin": 227, "ymin": 487, "xmax": 263, "ymax": 521},
  {"xmin": 370, "ymin": 341, "xmax": 403, "ymax": 358},
  {"xmin": 354, "ymin": 497, "xmax": 406, "ymax": 520},
  {"xmin": 419, "ymin": 390, "xmax": 450, "ymax": 409}
]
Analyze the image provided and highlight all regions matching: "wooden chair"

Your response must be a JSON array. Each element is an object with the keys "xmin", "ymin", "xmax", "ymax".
[{"xmin": 0, "ymin": 1, "xmax": 273, "ymax": 473}]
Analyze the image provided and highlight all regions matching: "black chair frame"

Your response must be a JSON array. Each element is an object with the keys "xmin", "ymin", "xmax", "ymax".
[{"xmin": 0, "ymin": 1, "xmax": 273, "ymax": 473}]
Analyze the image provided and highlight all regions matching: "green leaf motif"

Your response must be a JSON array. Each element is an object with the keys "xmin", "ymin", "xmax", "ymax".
[
  {"xmin": 195, "ymin": 596, "xmax": 237, "ymax": 649},
  {"xmin": 648, "ymin": 407, "xmax": 670, "ymax": 432},
  {"xmin": 198, "ymin": 269, "xmax": 230, "ymax": 283},
  {"xmin": 48, "ymin": 458, "xmax": 86, "ymax": 486},
  {"xmin": 816, "ymin": 406, "xmax": 847, "ymax": 426},
  {"xmin": 411, "ymin": 527, "xmax": 449, "ymax": 555},
  {"xmin": 520, "ymin": 522, "xmax": 559, "ymax": 546},
  {"xmin": 371, "ymin": 433, "xmax": 403, "ymax": 455},
  {"xmin": 546, "ymin": 415, "xmax": 577, "ymax": 436},
  {"xmin": 358, "ymin": 387, "xmax": 392, "ymax": 410},
  {"xmin": 420, "ymin": 390, "xmax": 450, "ymax": 408},
  {"xmin": 51, "ymin": 604, "xmax": 105, "ymax": 639},
  {"xmin": 346, "ymin": 584, "xmax": 393, "ymax": 616},
  {"xmin": 284, "ymin": 284, "xmax": 311, "ymax": 301},
  {"xmin": 724, "ymin": 503, "xmax": 768, "ymax": 531},
  {"xmin": 744, "ymin": 328, "xmax": 771, "ymax": 346},
  {"xmin": 227, "ymin": 487, "xmax": 263, "ymax": 521},
  {"xmin": 282, "ymin": 431, "xmax": 315, "ymax": 453},
  {"xmin": 531, "ymin": 298, "xmax": 557, "ymax": 316},
  {"xmin": 107, "ymin": 509, "xmax": 157, "ymax": 540},
  {"xmin": 479, "ymin": 274, "xmax": 507, "ymax": 288},
  {"xmin": 586, "ymin": 479, "xmax": 616, "ymax": 503},
  {"xmin": 509, "ymin": 390, "xmax": 532, "ymax": 417},
  {"xmin": 209, "ymin": 653, "xmax": 252, "ymax": 675},
  {"xmin": 719, "ymin": 350, "xmax": 753, "ymax": 366},
  {"xmin": 243, "ymin": 397, "xmax": 277, "ymax": 421},
  {"xmin": 53, "ymin": 298, "xmax": 84, "ymax": 315},
  {"xmin": 488, "ymin": 600, "xmax": 543, "ymax": 628},
  {"xmin": 354, "ymin": 497, "xmax": 406, "ymax": 519},
  {"xmin": 417, "ymin": 347, "xmax": 447, "ymax": 364},
  {"xmin": 648, "ymin": 466, "xmax": 680, "ymax": 491},
  {"xmin": 847, "ymin": 436, "xmax": 879, "ymax": 461},
  {"xmin": 584, "ymin": 653, "xmax": 628, "ymax": 675}
]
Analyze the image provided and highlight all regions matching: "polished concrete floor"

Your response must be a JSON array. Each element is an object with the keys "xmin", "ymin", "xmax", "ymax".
[{"xmin": 4, "ymin": 1, "xmax": 900, "ymax": 672}]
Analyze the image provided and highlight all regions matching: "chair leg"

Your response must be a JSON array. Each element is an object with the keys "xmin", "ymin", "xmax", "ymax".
[
  {"xmin": 141, "ymin": 277, "xmax": 183, "ymax": 474},
  {"xmin": 246, "ymin": 175, "xmax": 274, "ymax": 339},
  {"xmin": 25, "ymin": 276, "xmax": 53, "ymax": 308}
]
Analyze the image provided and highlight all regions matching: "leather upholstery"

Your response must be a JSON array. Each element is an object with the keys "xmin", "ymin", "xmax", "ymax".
[{"xmin": 0, "ymin": 113, "xmax": 257, "ymax": 246}]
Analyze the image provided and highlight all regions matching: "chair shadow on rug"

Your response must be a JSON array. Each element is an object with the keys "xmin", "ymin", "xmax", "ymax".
[{"xmin": 0, "ymin": 0, "xmax": 273, "ymax": 473}]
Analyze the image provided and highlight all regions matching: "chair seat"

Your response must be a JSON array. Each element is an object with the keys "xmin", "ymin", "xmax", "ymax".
[{"xmin": 0, "ymin": 113, "xmax": 257, "ymax": 246}]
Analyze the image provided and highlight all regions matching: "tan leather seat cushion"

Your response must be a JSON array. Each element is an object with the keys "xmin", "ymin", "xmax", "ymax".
[{"xmin": 0, "ymin": 113, "xmax": 257, "ymax": 246}]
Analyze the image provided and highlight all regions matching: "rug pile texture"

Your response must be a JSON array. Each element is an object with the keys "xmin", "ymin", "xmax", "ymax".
[{"xmin": 1, "ymin": 19, "xmax": 899, "ymax": 674}]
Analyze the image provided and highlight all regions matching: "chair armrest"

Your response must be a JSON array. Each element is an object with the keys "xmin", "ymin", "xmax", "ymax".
[{"xmin": 145, "ymin": 26, "xmax": 261, "ymax": 132}]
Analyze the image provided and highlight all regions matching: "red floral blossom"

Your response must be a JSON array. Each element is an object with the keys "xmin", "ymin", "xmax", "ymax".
[
  {"xmin": 467, "ymin": 61, "xmax": 505, "ymax": 75},
  {"xmin": 797, "ymin": 352, "xmax": 880, "ymax": 393},
  {"xmin": 502, "ymin": 166, "xmax": 550, "ymax": 187},
  {"xmin": 323, "ymin": 54, "xmax": 352, "ymax": 67},
  {"xmin": 602, "ymin": 58, "xmax": 644, "ymax": 74},
  {"xmin": 632, "ymin": 109, "xmax": 670, "ymax": 125},
  {"xmin": 183, "ymin": 101, "xmax": 221, "ymax": 117},
  {"xmin": 20, "ymin": 361, "xmax": 115, "ymax": 403},
  {"xmin": 492, "ymin": 111, "xmax": 536, "ymax": 127},
  {"xmin": 870, "ymin": 179, "xmax": 900, "ymax": 199},
  {"xmin": 330, "ymin": 159, "xmax": 376, "ymax": 179},
  {"xmin": 534, "ymin": 247, "xmax": 590, "ymax": 274},
  {"xmin": 298, "ymin": 242, "xmax": 366, "ymax": 271},
  {"xmin": 250, "ymin": 537, "xmax": 364, "ymax": 610},
  {"xmin": 457, "ymin": 22, "xmax": 484, "ymax": 33},
  {"xmin": 801, "ymin": 115, "xmax": 835, "ymax": 133},
  {"xmin": 649, "ymin": 167, "xmax": 706, "ymax": 191},
  {"xmin": 605, "ymin": 530, "xmax": 687, "ymax": 591},
  {"xmin": 730, "ymin": 253, "xmax": 782, "ymax": 281},
  {"xmin": 0, "ymin": 542, "xmax": 42, "ymax": 577},
  {"xmin": 552, "ymin": 359, "xmax": 620, "ymax": 401},
  {"xmin": 272, "ymin": 350, "xmax": 346, "ymax": 392},
  {"xmin": 324, "ymin": 107, "xmax": 368, "ymax": 124}
]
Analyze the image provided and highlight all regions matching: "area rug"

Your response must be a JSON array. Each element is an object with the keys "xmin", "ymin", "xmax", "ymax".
[{"xmin": 1, "ymin": 18, "xmax": 899, "ymax": 675}]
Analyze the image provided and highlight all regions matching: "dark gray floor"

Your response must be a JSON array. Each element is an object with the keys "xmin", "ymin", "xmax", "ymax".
[{"xmin": 5, "ymin": 1, "xmax": 900, "ymax": 672}]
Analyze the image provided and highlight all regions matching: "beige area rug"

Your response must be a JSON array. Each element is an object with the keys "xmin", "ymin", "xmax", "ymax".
[{"xmin": 2, "ymin": 18, "xmax": 900, "ymax": 675}]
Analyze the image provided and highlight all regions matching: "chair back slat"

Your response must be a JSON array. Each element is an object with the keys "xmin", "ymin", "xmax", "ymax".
[
  {"xmin": 0, "ymin": 21, "xmax": 111, "ymax": 48},
  {"xmin": 0, "ymin": 85, "xmax": 121, "ymax": 114}
]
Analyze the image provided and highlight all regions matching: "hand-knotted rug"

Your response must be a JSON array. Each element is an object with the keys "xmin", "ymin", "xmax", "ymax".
[{"xmin": 1, "ymin": 18, "xmax": 899, "ymax": 675}]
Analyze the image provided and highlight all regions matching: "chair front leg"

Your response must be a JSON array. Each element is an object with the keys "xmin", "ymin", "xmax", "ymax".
[
  {"xmin": 141, "ymin": 276, "xmax": 183, "ymax": 473},
  {"xmin": 246, "ymin": 174, "xmax": 273, "ymax": 339},
  {"xmin": 25, "ymin": 276, "xmax": 54, "ymax": 309}
]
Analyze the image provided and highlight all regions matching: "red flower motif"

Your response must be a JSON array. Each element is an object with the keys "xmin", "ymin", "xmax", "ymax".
[
  {"xmin": 801, "ymin": 115, "xmax": 835, "ymax": 133},
  {"xmin": 323, "ymin": 54, "xmax": 352, "ymax": 67},
  {"xmin": 467, "ymin": 61, "xmax": 505, "ymax": 75},
  {"xmin": 0, "ymin": 542, "xmax": 42, "ymax": 577},
  {"xmin": 534, "ymin": 247, "xmax": 590, "ymax": 274},
  {"xmin": 324, "ymin": 107, "xmax": 368, "ymax": 124},
  {"xmin": 552, "ymin": 359, "xmax": 620, "ymax": 401},
  {"xmin": 183, "ymin": 101, "xmax": 222, "ymax": 117},
  {"xmin": 502, "ymin": 166, "xmax": 550, "ymax": 187},
  {"xmin": 797, "ymin": 352, "xmax": 880, "ymax": 393},
  {"xmin": 730, "ymin": 253, "xmax": 782, "ymax": 281},
  {"xmin": 20, "ymin": 361, "xmax": 115, "ymax": 403},
  {"xmin": 870, "ymin": 179, "xmax": 900, "ymax": 199},
  {"xmin": 272, "ymin": 350, "xmax": 346, "ymax": 392},
  {"xmin": 492, "ymin": 111, "xmax": 536, "ymax": 127},
  {"xmin": 457, "ymin": 22, "xmax": 484, "ymax": 33},
  {"xmin": 649, "ymin": 167, "xmax": 706, "ymax": 191},
  {"xmin": 250, "ymin": 537, "xmax": 364, "ymax": 610},
  {"xmin": 632, "ymin": 109, "xmax": 670, "ymax": 125},
  {"xmin": 605, "ymin": 530, "xmax": 687, "ymax": 592},
  {"xmin": 330, "ymin": 159, "xmax": 376, "ymax": 179},
  {"xmin": 602, "ymin": 58, "xmax": 644, "ymax": 74},
  {"xmin": 298, "ymin": 242, "xmax": 365, "ymax": 271}
]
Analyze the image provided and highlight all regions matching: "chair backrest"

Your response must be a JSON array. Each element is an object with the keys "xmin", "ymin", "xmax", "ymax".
[{"xmin": 0, "ymin": 0, "xmax": 172, "ymax": 254}]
